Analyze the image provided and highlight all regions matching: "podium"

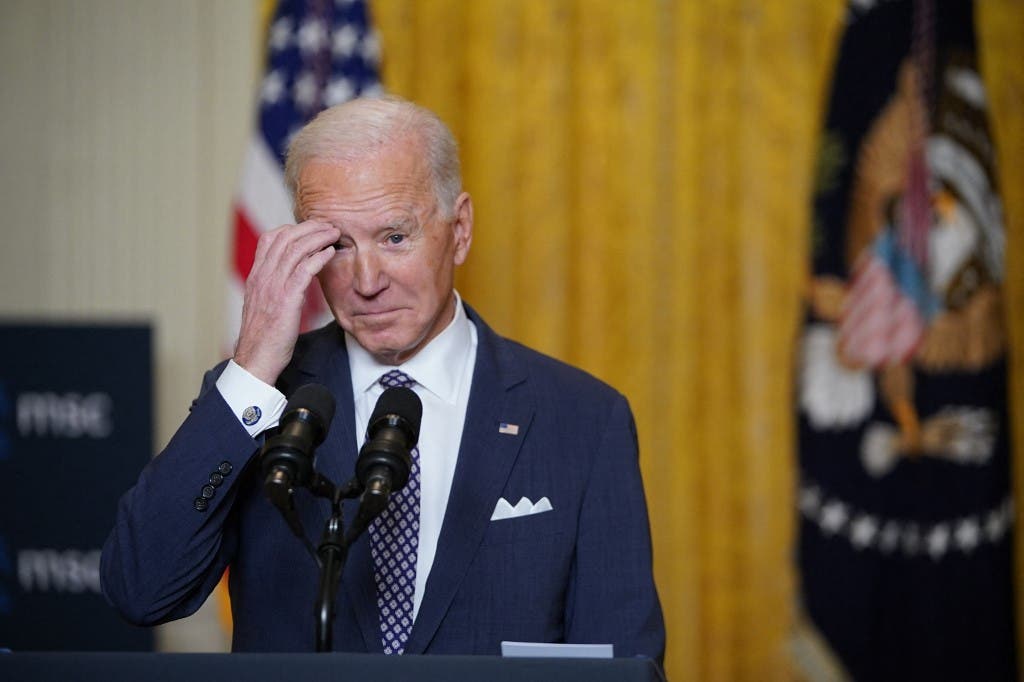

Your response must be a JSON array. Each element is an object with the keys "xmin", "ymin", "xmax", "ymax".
[{"xmin": 0, "ymin": 652, "xmax": 665, "ymax": 681}]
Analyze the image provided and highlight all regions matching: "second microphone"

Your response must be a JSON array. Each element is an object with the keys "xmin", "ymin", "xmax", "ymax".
[{"xmin": 349, "ymin": 386, "xmax": 423, "ymax": 540}]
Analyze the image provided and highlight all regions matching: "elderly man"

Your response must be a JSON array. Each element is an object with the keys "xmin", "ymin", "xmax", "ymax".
[{"xmin": 101, "ymin": 96, "xmax": 664, "ymax": 661}]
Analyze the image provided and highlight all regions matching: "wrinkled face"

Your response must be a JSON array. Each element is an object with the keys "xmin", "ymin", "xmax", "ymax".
[{"xmin": 295, "ymin": 138, "xmax": 472, "ymax": 365}]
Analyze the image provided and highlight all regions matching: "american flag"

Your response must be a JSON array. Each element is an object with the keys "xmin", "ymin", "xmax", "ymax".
[
  {"xmin": 837, "ymin": 234, "xmax": 929, "ymax": 368},
  {"xmin": 227, "ymin": 0, "xmax": 382, "ymax": 350},
  {"xmin": 498, "ymin": 423, "xmax": 520, "ymax": 436}
]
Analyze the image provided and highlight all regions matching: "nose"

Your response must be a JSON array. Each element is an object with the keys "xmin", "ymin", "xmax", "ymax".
[{"xmin": 352, "ymin": 248, "xmax": 387, "ymax": 297}]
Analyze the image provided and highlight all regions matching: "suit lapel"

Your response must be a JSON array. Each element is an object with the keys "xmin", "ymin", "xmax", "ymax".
[{"xmin": 404, "ymin": 309, "xmax": 532, "ymax": 654}]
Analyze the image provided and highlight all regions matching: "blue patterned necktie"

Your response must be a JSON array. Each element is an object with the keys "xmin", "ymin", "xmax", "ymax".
[{"xmin": 369, "ymin": 369, "xmax": 421, "ymax": 655}]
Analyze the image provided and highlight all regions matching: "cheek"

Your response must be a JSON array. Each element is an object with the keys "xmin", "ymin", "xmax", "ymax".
[
  {"xmin": 409, "ymin": 265, "xmax": 447, "ymax": 301},
  {"xmin": 389, "ymin": 261, "xmax": 431, "ymax": 292}
]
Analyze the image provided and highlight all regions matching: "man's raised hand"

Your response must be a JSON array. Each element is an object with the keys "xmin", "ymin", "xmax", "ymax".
[{"xmin": 233, "ymin": 220, "xmax": 340, "ymax": 385}]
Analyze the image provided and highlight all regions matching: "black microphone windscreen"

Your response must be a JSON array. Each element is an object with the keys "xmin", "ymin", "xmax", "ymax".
[
  {"xmin": 286, "ymin": 383, "xmax": 336, "ymax": 426},
  {"xmin": 370, "ymin": 386, "xmax": 422, "ymax": 439}
]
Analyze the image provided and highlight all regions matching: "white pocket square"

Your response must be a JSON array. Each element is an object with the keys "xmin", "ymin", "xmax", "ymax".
[{"xmin": 490, "ymin": 496, "xmax": 553, "ymax": 521}]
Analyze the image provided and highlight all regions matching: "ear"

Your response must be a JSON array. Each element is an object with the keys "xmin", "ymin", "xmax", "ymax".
[{"xmin": 451, "ymin": 191, "xmax": 474, "ymax": 266}]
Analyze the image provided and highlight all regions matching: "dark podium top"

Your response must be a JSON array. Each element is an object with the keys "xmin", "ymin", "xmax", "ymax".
[{"xmin": 0, "ymin": 652, "xmax": 666, "ymax": 681}]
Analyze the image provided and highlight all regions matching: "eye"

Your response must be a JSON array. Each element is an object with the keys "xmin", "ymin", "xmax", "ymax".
[{"xmin": 387, "ymin": 233, "xmax": 405, "ymax": 245}]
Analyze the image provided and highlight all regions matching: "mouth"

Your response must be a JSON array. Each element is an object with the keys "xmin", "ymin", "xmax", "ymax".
[{"xmin": 353, "ymin": 308, "xmax": 402, "ymax": 321}]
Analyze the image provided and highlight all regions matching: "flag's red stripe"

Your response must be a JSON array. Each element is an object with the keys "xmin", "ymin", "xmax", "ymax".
[
  {"xmin": 300, "ymin": 281, "xmax": 328, "ymax": 331},
  {"xmin": 233, "ymin": 204, "xmax": 260, "ymax": 279}
]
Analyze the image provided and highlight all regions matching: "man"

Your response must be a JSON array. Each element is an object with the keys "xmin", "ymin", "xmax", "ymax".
[{"xmin": 101, "ymin": 96, "xmax": 664, "ymax": 661}]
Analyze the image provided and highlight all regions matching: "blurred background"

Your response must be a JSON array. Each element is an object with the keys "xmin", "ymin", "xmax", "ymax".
[{"xmin": 0, "ymin": 1, "xmax": 1022, "ymax": 680}]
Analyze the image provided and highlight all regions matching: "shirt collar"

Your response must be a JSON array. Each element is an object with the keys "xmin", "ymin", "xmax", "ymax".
[{"xmin": 345, "ymin": 290, "xmax": 473, "ymax": 405}]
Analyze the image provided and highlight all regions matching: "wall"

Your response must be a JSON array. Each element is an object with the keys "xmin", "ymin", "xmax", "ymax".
[{"xmin": 0, "ymin": 0, "xmax": 261, "ymax": 651}]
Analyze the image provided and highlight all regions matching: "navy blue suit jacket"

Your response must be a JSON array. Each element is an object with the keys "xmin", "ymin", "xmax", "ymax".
[{"xmin": 101, "ymin": 304, "xmax": 664, "ymax": 661}]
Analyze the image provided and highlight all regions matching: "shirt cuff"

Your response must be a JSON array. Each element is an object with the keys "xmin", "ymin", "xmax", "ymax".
[{"xmin": 216, "ymin": 360, "xmax": 287, "ymax": 437}]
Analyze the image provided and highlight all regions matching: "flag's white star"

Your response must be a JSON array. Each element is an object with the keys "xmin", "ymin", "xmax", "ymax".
[
  {"xmin": 878, "ymin": 521, "xmax": 901, "ymax": 553},
  {"xmin": 293, "ymin": 71, "xmax": 319, "ymax": 110},
  {"xmin": 798, "ymin": 486, "xmax": 822, "ymax": 515},
  {"xmin": 333, "ymin": 24, "xmax": 359, "ymax": 58},
  {"xmin": 269, "ymin": 17, "xmax": 293, "ymax": 51},
  {"xmin": 361, "ymin": 30, "xmax": 381, "ymax": 63},
  {"xmin": 298, "ymin": 18, "xmax": 328, "ymax": 55},
  {"xmin": 324, "ymin": 77, "xmax": 355, "ymax": 106},
  {"xmin": 985, "ymin": 507, "xmax": 1007, "ymax": 542},
  {"xmin": 278, "ymin": 125, "xmax": 302, "ymax": 158},
  {"xmin": 954, "ymin": 518, "xmax": 980, "ymax": 552},
  {"xmin": 850, "ymin": 514, "xmax": 878, "ymax": 550},
  {"xmin": 846, "ymin": 0, "xmax": 878, "ymax": 25},
  {"xmin": 261, "ymin": 70, "xmax": 286, "ymax": 104},
  {"xmin": 926, "ymin": 524, "xmax": 950, "ymax": 560},
  {"xmin": 820, "ymin": 501, "xmax": 848, "ymax": 535}
]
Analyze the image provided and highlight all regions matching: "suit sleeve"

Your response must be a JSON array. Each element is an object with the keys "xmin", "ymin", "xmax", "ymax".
[
  {"xmin": 564, "ymin": 394, "xmax": 666, "ymax": 663},
  {"xmin": 100, "ymin": 366, "xmax": 260, "ymax": 626}
]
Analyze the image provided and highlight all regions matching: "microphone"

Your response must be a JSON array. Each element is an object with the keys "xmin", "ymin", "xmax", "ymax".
[
  {"xmin": 261, "ymin": 384, "xmax": 336, "ymax": 510},
  {"xmin": 348, "ymin": 387, "xmax": 422, "ymax": 541}
]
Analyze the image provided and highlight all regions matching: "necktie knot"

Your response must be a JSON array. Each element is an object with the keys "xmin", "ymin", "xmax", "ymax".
[{"xmin": 379, "ymin": 369, "xmax": 415, "ymax": 390}]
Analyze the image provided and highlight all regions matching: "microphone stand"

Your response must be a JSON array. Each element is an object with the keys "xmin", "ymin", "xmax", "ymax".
[
  {"xmin": 268, "ymin": 468, "xmax": 391, "ymax": 652},
  {"xmin": 310, "ymin": 476, "xmax": 363, "ymax": 652}
]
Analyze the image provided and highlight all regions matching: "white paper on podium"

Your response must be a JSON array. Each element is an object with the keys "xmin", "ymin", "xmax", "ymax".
[{"xmin": 500, "ymin": 641, "xmax": 614, "ymax": 659}]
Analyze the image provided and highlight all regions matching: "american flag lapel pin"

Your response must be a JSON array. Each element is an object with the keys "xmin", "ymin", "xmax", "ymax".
[{"xmin": 498, "ymin": 422, "xmax": 519, "ymax": 436}]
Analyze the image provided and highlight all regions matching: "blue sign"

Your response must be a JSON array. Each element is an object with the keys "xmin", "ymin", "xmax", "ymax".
[{"xmin": 0, "ymin": 324, "xmax": 153, "ymax": 651}]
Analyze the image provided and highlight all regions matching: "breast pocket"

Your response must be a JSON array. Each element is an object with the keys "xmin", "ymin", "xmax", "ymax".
[{"xmin": 483, "ymin": 506, "xmax": 568, "ymax": 546}]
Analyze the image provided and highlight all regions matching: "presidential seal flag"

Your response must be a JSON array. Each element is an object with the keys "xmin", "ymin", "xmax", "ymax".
[
  {"xmin": 227, "ymin": 0, "xmax": 382, "ymax": 350},
  {"xmin": 796, "ymin": 0, "xmax": 1015, "ymax": 679}
]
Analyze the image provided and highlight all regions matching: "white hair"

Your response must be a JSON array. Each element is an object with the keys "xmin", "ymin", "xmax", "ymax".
[{"xmin": 284, "ymin": 95, "xmax": 462, "ymax": 218}]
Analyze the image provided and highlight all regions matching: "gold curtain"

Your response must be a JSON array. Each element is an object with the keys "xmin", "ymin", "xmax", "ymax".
[{"xmin": 374, "ymin": 1, "xmax": 1024, "ymax": 679}]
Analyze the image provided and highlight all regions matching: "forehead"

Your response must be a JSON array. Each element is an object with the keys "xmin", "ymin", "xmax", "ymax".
[{"xmin": 295, "ymin": 139, "xmax": 433, "ymax": 219}]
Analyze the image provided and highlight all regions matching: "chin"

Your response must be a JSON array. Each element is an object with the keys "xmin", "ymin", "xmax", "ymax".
[{"xmin": 357, "ymin": 334, "xmax": 417, "ymax": 363}]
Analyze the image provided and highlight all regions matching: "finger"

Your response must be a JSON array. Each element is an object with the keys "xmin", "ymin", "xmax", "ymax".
[
  {"xmin": 243, "ymin": 222, "xmax": 338, "ymax": 312},
  {"xmin": 253, "ymin": 219, "xmax": 333, "ymax": 262},
  {"xmin": 268, "ymin": 224, "xmax": 341, "ymax": 281},
  {"xmin": 248, "ymin": 241, "xmax": 337, "ymax": 314},
  {"xmin": 248, "ymin": 224, "xmax": 285, "ymax": 275},
  {"xmin": 299, "ymin": 243, "xmax": 340, "ymax": 279},
  {"xmin": 280, "ymin": 245, "xmax": 339, "ymax": 299},
  {"xmin": 258, "ymin": 221, "xmax": 339, "ymax": 278},
  {"xmin": 291, "ymin": 220, "xmax": 342, "ymax": 255}
]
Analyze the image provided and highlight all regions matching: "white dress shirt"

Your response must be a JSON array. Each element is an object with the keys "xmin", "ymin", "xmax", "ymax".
[{"xmin": 216, "ymin": 290, "xmax": 478, "ymax": 622}]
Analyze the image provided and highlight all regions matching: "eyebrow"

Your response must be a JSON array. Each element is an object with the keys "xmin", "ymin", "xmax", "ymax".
[{"xmin": 380, "ymin": 216, "xmax": 418, "ymax": 233}]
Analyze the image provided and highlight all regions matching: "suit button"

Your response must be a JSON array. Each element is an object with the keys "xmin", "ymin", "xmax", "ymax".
[
  {"xmin": 209, "ymin": 472, "xmax": 224, "ymax": 487},
  {"xmin": 201, "ymin": 485, "xmax": 216, "ymax": 499},
  {"xmin": 218, "ymin": 461, "xmax": 233, "ymax": 476},
  {"xmin": 194, "ymin": 497, "xmax": 208, "ymax": 512}
]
